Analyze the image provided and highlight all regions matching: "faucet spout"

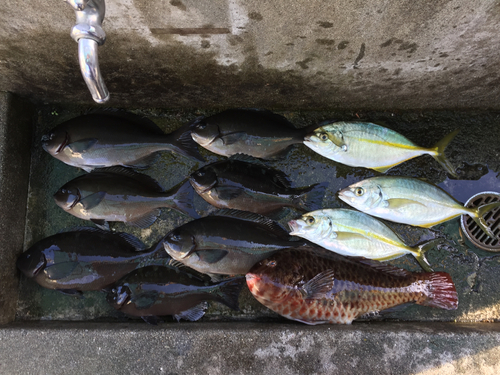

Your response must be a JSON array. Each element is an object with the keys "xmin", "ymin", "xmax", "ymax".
[{"xmin": 66, "ymin": 0, "xmax": 109, "ymax": 103}]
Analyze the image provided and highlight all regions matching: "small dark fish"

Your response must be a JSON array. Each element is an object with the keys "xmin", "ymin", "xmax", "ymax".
[
  {"xmin": 54, "ymin": 167, "xmax": 198, "ymax": 229},
  {"xmin": 107, "ymin": 265, "xmax": 245, "ymax": 324},
  {"xmin": 42, "ymin": 111, "xmax": 203, "ymax": 172},
  {"xmin": 247, "ymin": 247, "xmax": 458, "ymax": 325},
  {"xmin": 162, "ymin": 209, "xmax": 306, "ymax": 277},
  {"xmin": 190, "ymin": 108, "xmax": 315, "ymax": 159},
  {"xmin": 189, "ymin": 158, "xmax": 327, "ymax": 215},
  {"xmin": 16, "ymin": 228, "xmax": 169, "ymax": 293}
]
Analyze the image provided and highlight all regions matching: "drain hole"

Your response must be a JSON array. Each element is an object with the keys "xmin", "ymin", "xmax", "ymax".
[{"xmin": 460, "ymin": 192, "xmax": 500, "ymax": 252}]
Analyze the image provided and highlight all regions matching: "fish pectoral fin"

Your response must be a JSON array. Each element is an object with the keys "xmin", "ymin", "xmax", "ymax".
[
  {"xmin": 90, "ymin": 219, "xmax": 110, "ymax": 231},
  {"xmin": 80, "ymin": 191, "xmax": 106, "ymax": 210},
  {"xmin": 174, "ymin": 302, "xmax": 208, "ymax": 322},
  {"xmin": 334, "ymin": 232, "xmax": 370, "ymax": 242},
  {"xmin": 221, "ymin": 132, "xmax": 247, "ymax": 145},
  {"xmin": 128, "ymin": 209, "xmax": 161, "ymax": 229},
  {"xmin": 141, "ymin": 316, "xmax": 162, "ymax": 325},
  {"xmin": 67, "ymin": 138, "xmax": 98, "ymax": 154},
  {"xmin": 215, "ymin": 186, "xmax": 245, "ymax": 200},
  {"xmin": 132, "ymin": 291, "xmax": 159, "ymax": 310},
  {"xmin": 386, "ymin": 198, "xmax": 426, "ymax": 210},
  {"xmin": 301, "ymin": 270, "xmax": 336, "ymax": 299},
  {"xmin": 44, "ymin": 262, "xmax": 82, "ymax": 280},
  {"xmin": 197, "ymin": 250, "xmax": 229, "ymax": 264},
  {"xmin": 55, "ymin": 289, "xmax": 83, "ymax": 298}
]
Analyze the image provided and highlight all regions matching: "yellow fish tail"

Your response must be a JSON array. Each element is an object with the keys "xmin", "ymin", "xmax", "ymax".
[
  {"xmin": 472, "ymin": 201, "xmax": 500, "ymax": 238},
  {"xmin": 432, "ymin": 129, "xmax": 459, "ymax": 177},
  {"xmin": 414, "ymin": 239, "xmax": 440, "ymax": 272}
]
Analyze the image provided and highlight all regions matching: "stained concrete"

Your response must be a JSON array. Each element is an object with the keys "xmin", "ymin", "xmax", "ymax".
[
  {"xmin": 1, "ymin": 0, "xmax": 500, "ymax": 109},
  {"xmin": 0, "ymin": 93, "xmax": 34, "ymax": 324},
  {"xmin": 1, "ymin": 322, "xmax": 500, "ymax": 374}
]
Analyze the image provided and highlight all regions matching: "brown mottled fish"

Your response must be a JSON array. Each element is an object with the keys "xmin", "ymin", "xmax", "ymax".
[{"xmin": 246, "ymin": 247, "xmax": 458, "ymax": 325}]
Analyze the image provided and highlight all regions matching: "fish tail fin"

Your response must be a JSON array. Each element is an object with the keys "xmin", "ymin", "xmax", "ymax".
[
  {"xmin": 293, "ymin": 182, "xmax": 328, "ymax": 212},
  {"xmin": 213, "ymin": 277, "xmax": 246, "ymax": 311},
  {"xmin": 471, "ymin": 201, "xmax": 500, "ymax": 237},
  {"xmin": 414, "ymin": 239, "xmax": 441, "ymax": 272},
  {"xmin": 164, "ymin": 122, "xmax": 205, "ymax": 162},
  {"xmin": 417, "ymin": 272, "xmax": 458, "ymax": 310},
  {"xmin": 166, "ymin": 180, "xmax": 200, "ymax": 219},
  {"xmin": 432, "ymin": 129, "xmax": 459, "ymax": 177}
]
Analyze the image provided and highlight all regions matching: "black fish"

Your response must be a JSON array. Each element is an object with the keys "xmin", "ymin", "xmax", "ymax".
[
  {"xmin": 16, "ymin": 228, "xmax": 169, "ymax": 293},
  {"xmin": 162, "ymin": 209, "xmax": 306, "ymax": 277},
  {"xmin": 190, "ymin": 108, "xmax": 315, "ymax": 159},
  {"xmin": 107, "ymin": 265, "xmax": 245, "ymax": 324},
  {"xmin": 189, "ymin": 158, "xmax": 327, "ymax": 215},
  {"xmin": 42, "ymin": 111, "xmax": 203, "ymax": 172},
  {"xmin": 54, "ymin": 167, "xmax": 199, "ymax": 229}
]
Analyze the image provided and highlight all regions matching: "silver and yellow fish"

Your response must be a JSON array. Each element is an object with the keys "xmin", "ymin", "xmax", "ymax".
[
  {"xmin": 338, "ymin": 176, "xmax": 500, "ymax": 238},
  {"xmin": 288, "ymin": 209, "xmax": 437, "ymax": 271},
  {"xmin": 304, "ymin": 122, "xmax": 458, "ymax": 176}
]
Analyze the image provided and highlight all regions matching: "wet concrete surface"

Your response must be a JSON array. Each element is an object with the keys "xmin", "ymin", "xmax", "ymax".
[{"xmin": 15, "ymin": 105, "xmax": 500, "ymax": 324}]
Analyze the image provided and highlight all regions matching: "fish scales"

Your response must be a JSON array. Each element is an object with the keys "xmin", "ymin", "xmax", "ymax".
[{"xmin": 246, "ymin": 248, "xmax": 458, "ymax": 325}]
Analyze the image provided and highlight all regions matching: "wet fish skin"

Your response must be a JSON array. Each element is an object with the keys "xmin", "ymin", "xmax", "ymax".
[
  {"xmin": 16, "ymin": 228, "xmax": 169, "ymax": 292},
  {"xmin": 246, "ymin": 247, "xmax": 458, "ymax": 325},
  {"xmin": 42, "ymin": 111, "xmax": 203, "ymax": 172},
  {"xmin": 304, "ymin": 122, "xmax": 458, "ymax": 176},
  {"xmin": 338, "ymin": 176, "xmax": 500, "ymax": 237},
  {"xmin": 162, "ymin": 209, "xmax": 306, "ymax": 276},
  {"xmin": 189, "ymin": 159, "xmax": 327, "ymax": 215},
  {"xmin": 190, "ymin": 109, "xmax": 313, "ymax": 159},
  {"xmin": 54, "ymin": 167, "xmax": 198, "ymax": 229},
  {"xmin": 288, "ymin": 208, "xmax": 436, "ymax": 271},
  {"xmin": 107, "ymin": 266, "xmax": 245, "ymax": 323}
]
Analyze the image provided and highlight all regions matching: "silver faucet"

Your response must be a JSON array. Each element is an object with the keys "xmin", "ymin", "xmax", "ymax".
[{"xmin": 66, "ymin": 0, "xmax": 109, "ymax": 104}]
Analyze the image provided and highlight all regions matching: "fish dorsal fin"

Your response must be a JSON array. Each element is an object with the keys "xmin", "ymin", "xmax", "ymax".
[
  {"xmin": 228, "ymin": 153, "xmax": 265, "ymax": 164},
  {"xmin": 57, "ymin": 226, "xmax": 104, "ymax": 234},
  {"xmin": 211, "ymin": 209, "xmax": 288, "ymax": 235},
  {"xmin": 236, "ymin": 108, "xmax": 296, "ymax": 129},
  {"xmin": 94, "ymin": 167, "xmax": 164, "ymax": 192},
  {"xmin": 227, "ymin": 156, "xmax": 292, "ymax": 189},
  {"xmin": 300, "ymin": 270, "xmax": 336, "ymax": 299},
  {"xmin": 115, "ymin": 232, "xmax": 146, "ymax": 251},
  {"xmin": 167, "ymin": 259, "xmax": 209, "ymax": 281},
  {"xmin": 349, "ymin": 257, "xmax": 412, "ymax": 278},
  {"xmin": 85, "ymin": 109, "xmax": 166, "ymax": 135},
  {"xmin": 174, "ymin": 302, "xmax": 208, "ymax": 322}
]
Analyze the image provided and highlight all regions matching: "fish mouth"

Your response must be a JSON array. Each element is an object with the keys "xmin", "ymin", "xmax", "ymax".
[
  {"xmin": 337, "ymin": 187, "xmax": 354, "ymax": 202},
  {"xmin": 288, "ymin": 219, "xmax": 304, "ymax": 235}
]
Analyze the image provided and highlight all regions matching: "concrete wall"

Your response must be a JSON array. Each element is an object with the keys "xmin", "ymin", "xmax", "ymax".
[{"xmin": 1, "ymin": 0, "xmax": 500, "ymax": 109}]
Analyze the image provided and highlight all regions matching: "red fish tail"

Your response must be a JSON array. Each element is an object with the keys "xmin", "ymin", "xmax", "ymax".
[{"xmin": 417, "ymin": 272, "xmax": 458, "ymax": 310}]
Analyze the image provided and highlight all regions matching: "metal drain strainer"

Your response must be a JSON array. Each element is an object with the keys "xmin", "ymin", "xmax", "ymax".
[{"xmin": 460, "ymin": 191, "xmax": 500, "ymax": 252}]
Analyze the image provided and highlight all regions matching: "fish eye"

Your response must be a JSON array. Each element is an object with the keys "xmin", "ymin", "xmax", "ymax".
[
  {"xmin": 305, "ymin": 216, "xmax": 315, "ymax": 225},
  {"xmin": 355, "ymin": 187, "xmax": 364, "ymax": 196},
  {"xmin": 196, "ymin": 122, "xmax": 207, "ymax": 130},
  {"xmin": 267, "ymin": 260, "xmax": 277, "ymax": 267},
  {"xmin": 319, "ymin": 133, "xmax": 328, "ymax": 141},
  {"xmin": 197, "ymin": 171, "xmax": 205, "ymax": 177}
]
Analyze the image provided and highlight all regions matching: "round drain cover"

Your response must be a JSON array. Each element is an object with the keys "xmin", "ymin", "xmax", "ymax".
[{"xmin": 460, "ymin": 191, "xmax": 500, "ymax": 252}]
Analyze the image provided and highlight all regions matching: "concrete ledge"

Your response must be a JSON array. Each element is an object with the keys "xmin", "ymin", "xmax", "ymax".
[
  {"xmin": 0, "ymin": 92, "xmax": 34, "ymax": 324},
  {"xmin": 0, "ymin": 321, "xmax": 499, "ymax": 374}
]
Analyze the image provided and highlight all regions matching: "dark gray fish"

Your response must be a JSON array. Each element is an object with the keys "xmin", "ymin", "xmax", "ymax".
[
  {"xmin": 189, "ymin": 158, "xmax": 327, "ymax": 215},
  {"xmin": 162, "ymin": 209, "xmax": 307, "ymax": 277},
  {"xmin": 190, "ymin": 108, "xmax": 315, "ymax": 159},
  {"xmin": 16, "ymin": 228, "xmax": 169, "ymax": 293},
  {"xmin": 54, "ymin": 167, "xmax": 199, "ymax": 229},
  {"xmin": 42, "ymin": 111, "xmax": 203, "ymax": 172},
  {"xmin": 107, "ymin": 265, "xmax": 245, "ymax": 324}
]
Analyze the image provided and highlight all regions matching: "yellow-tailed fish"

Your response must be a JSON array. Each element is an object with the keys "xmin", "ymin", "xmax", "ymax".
[
  {"xmin": 288, "ymin": 209, "xmax": 437, "ymax": 271},
  {"xmin": 338, "ymin": 176, "xmax": 500, "ymax": 238},
  {"xmin": 303, "ymin": 122, "xmax": 458, "ymax": 176}
]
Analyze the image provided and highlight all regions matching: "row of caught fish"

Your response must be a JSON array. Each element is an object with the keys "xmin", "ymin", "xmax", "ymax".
[
  {"xmin": 17, "ymin": 211, "xmax": 458, "ymax": 325},
  {"xmin": 42, "ymin": 108, "xmax": 459, "ymax": 175}
]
